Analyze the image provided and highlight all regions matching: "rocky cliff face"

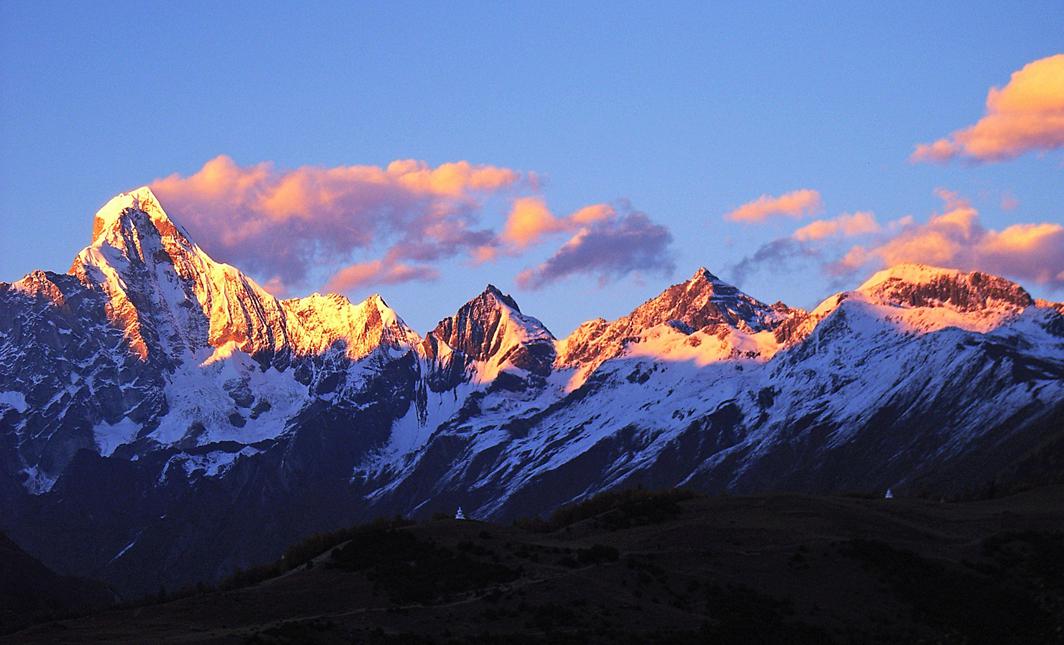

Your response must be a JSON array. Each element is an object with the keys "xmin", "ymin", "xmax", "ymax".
[
  {"xmin": 422, "ymin": 285, "xmax": 555, "ymax": 392},
  {"xmin": 2, "ymin": 189, "xmax": 1063, "ymax": 598}
]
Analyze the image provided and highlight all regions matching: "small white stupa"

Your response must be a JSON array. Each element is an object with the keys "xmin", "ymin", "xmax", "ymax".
[
  {"xmin": 884, "ymin": 488, "xmax": 894, "ymax": 499},
  {"xmin": 455, "ymin": 506, "xmax": 466, "ymax": 520}
]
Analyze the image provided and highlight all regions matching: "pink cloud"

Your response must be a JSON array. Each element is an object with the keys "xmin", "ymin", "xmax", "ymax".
[
  {"xmin": 912, "ymin": 54, "xmax": 1064, "ymax": 163},
  {"xmin": 324, "ymin": 260, "xmax": 439, "ymax": 292},
  {"xmin": 516, "ymin": 208, "xmax": 674, "ymax": 289},
  {"xmin": 151, "ymin": 155, "xmax": 522, "ymax": 292},
  {"xmin": 792, "ymin": 211, "xmax": 880, "ymax": 242},
  {"xmin": 725, "ymin": 189, "xmax": 823, "ymax": 223},
  {"xmin": 831, "ymin": 190, "xmax": 1064, "ymax": 288},
  {"xmin": 500, "ymin": 197, "xmax": 615, "ymax": 248}
]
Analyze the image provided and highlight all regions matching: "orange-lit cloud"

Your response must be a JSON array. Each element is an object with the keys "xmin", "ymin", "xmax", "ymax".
[
  {"xmin": 516, "ymin": 207, "xmax": 674, "ymax": 289},
  {"xmin": 501, "ymin": 197, "xmax": 615, "ymax": 248},
  {"xmin": 792, "ymin": 211, "xmax": 880, "ymax": 242},
  {"xmin": 152, "ymin": 155, "xmax": 521, "ymax": 292},
  {"xmin": 831, "ymin": 190, "xmax": 1064, "ymax": 288},
  {"xmin": 725, "ymin": 189, "xmax": 823, "ymax": 223},
  {"xmin": 912, "ymin": 54, "xmax": 1064, "ymax": 163},
  {"xmin": 325, "ymin": 260, "xmax": 439, "ymax": 292},
  {"xmin": 150, "ymin": 155, "xmax": 673, "ymax": 295}
]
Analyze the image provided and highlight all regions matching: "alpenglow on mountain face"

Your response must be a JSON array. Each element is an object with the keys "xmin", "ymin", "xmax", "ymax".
[{"xmin": 2, "ymin": 188, "xmax": 1063, "ymax": 596}]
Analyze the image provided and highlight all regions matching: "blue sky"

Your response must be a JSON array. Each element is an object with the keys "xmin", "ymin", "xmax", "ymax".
[{"xmin": 2, "ymin": 2, "xmax": 1062, "ymax": 334}]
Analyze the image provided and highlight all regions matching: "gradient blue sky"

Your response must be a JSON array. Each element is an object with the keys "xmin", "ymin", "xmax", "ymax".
[{"xmin": 2, "ymin": 2, "xmax": 1062, "ymax": 334}]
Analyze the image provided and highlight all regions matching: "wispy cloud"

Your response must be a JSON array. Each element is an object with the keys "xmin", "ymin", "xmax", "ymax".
[
  {"xmin": 792, "ymin": 211, "xmax": 880, "ymax": 242},
  {"xmin": 729, "ymin": 211, "xmax": 880, "ymax": 284},
  {"xmin": 724, "ymin": 189, "xmax": 823, "ymax": 223},
  {"xmin": 730, "ymin": 238, "xmax": 818, "ymax": 287},
  {"xmin": 324, "ymin": 259, "xmax": 439, "ymax": 293},
  {"xmin": 912, "ymin": 54, "xmax": 1064, "ymax": 163},
  {"xmin": 1000, "ymin": 192, "xmax": 1020, "ymax": 212},
  {"xmin": 516, "ymin": 206, "xmax": 674, "ymax": 289},
  {"xmin": 729, "ymin": 188, "xmax": 1064, "ymax": 291}
]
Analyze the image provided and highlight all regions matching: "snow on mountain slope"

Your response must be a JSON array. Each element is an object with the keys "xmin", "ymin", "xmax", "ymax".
[
  {"xmin": 855, "ymin": 263, "xmax": 1033, "ymax": 330},
  {"xmin": 556, "ymin": 267, "xmax": 798, "ymax": 387},
  {"xmin": 281, "ymin": 292, "xmax": 421, "ymax": 361},
  {"xmin": 368, "ymin": 264, "xmax": 1064, "ymax": 519},
  {"xmin": 0, "ymin": 189, "xmax": 423, "ymax": 491},
  {"xmin": 71, "ymin": 187, "xmax": 292, "ymax": 363}
]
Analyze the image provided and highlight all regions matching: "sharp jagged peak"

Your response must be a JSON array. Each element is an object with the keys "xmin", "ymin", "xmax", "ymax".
[
  {"xmin": 73, "ymin": 186, "xmax": 233, "ymax": 292},
  {"xmin": 424, "ymin": 282, "xmax": 554, "ymax": 374},
  {"xmin": 90, "ymin": 186, "xmax": 192, "ymax": 247},
  {"xmin": 630, "ymin": 265, "xmax": 785, "ymax": 330},
  {"xmin": 478, "ymin": 283, "xmax": 522, "ymax": 313},
  {"xmin": 555, "ymin": 265, "xmax": 794, "ymax": 372},
  {"xmin": 687, "ymin": 266, "xmax": 725, "ymax": 285}
]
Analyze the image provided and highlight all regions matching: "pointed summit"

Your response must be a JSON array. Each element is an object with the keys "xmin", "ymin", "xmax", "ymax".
[
  {"xmin": 557, "ymin": 266, "xmax": 795, "ymax": 370},
  {"xmin": 427, "ymin": 285, "xmax": 552, "ymax": 363},
  {"xmin": 688, "ymin": 266, "xmax": 722, "ymax": 284},
  {"xmin": 69, "ymin": 187, "xmax": 295, "ymax": 362},
  {"xmin": 91, "ymin": 186, "xmax": 189, "ymax": 246},
  {"xmin": 479, "ymin": 284, "xmax": 522, "ymax": 312},
  {"xmin": 422, "ymin": 285, "xmax": 555, "ymax": 389},
  {"xmin": 633, "ymin": 266, "xmax": 784, "ymax": 332}
]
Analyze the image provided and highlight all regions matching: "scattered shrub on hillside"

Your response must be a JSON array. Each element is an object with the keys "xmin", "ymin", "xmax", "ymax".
[
  {"xmin": 329, "ymin": 527, "xmax": 518, "ymax": 603},
  {"xmin": 218, "ymin": 516, "xmax": 414, "ymax": 591},
  {"xmin": 516, "ymin": 487, "xmax": 700, "ymax": 532}
]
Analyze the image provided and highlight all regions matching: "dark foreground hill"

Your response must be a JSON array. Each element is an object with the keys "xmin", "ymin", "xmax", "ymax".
[
  {"xmin": 0, "ymin": 532, "xmax": 113, "ymax": 635},
  {"xmin": 5, "ymin": 486, "xmax": 1064, "ymax": 644}
]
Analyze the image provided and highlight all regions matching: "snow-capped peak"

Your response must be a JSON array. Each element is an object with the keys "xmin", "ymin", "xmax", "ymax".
[
  {"xmin": 480, "ymin": 284, "xmax": 523, "ymax": 313},
  {"xmin": 422, "ymin": 285, "xmax": 555, "ymax": 386},
  {"xmin": 857, "ymin": 263, "xmax": 1033, "ymax": 313},
  {"xmin": 90, "ymin": 186, "xmax": 191, "ymax": 246},
  {"xmin": 282, "ymin": 291, "xmax": 421, "ymax": 360},
  {"xmin": 557, "ymin": 266, "xmax": 793, "ymax": 371},
  {"xmin": 686, "ymin": 266, "xmax": 727, "ymax": 287},
  {"xmin": 859, "ymin": 263, "xmax": 968, "ymax": 291},
  {"xmin": 68, "ymin": 188, "xmax": 426, "ymax": 367}
]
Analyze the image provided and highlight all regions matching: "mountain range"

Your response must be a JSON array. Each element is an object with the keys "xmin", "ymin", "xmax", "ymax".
[{"xmin": 2, "ymin": 187, "xmax": 1063, "ymax": 597}]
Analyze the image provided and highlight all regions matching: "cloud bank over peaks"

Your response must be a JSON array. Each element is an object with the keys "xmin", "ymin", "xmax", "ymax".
[
  {"xmin": 151, "ymin": 155, "xmax": 519, "ymax": 293},
  {"xmin": 730, "ymin": 189, "xmax": 1064, "ymax": 291},
  {"xmin": 730, "ymin": 210, "xmax": 882, "ymax": 285},
  {"xmin": 793, "ymin": 211, "xmax": 880, "ymax": 241},
  {"xmin": 500, "ymin": 197, "xmax": 614, "ymax": 249},
  {"xmin": 833, "ymin": 190, "xmax": 1064, "ymax": 288},
  {"xmin": 150, "ymin": 155, "xmax": 675, "ymax": 295}
]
